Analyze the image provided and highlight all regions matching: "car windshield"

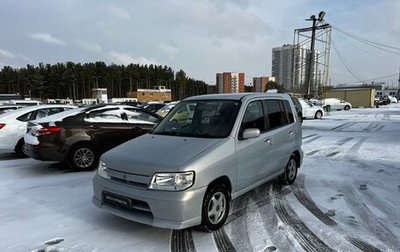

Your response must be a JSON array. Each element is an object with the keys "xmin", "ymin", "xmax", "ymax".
[{"xmin": 152, "ymin": 100, "xmax": 241, "ymax": 138}]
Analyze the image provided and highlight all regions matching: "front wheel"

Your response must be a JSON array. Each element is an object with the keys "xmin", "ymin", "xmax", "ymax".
[
  {"xmin": 344, "ymin": 105, "xmax": 350, "ymax": 111},
  {"xmin": 199, "ymin": 184, "xmax": 230, "ymax": 232},
  {"xmin": 314, "ymin": 110, "xmax": 323, "ymax": 119},
  {"xmin": 67, "ymin": 144, "xmax": 98, "ymax": 171},
  {"xmin": 280, "ymin": 156, "xmax": 298, "ymax": 185}
]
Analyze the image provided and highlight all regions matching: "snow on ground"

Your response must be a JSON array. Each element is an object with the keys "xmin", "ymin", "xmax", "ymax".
[{"xmin": 1, "ymin": 104, "xmax": 400, "ymax": 252}]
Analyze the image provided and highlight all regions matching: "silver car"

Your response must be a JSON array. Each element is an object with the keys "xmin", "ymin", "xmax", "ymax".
[{"xmin": 92, "ymin": 93, "xmax": 303, "ymax": 231}]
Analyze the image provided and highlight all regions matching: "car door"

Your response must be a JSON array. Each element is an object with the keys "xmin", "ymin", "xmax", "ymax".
[
  {"xmin": 263, "ymin": 99, "xmax": 295, "ymax": 173},
  {"xmin": 331, "ymin": 99, "xmax": 341, "ymax": 110},
  {"xmin": 122, "ymin": 107, "xmax": 160, "ymax": 139},
  {"xmin": 84, "ymin": 107, "xmax": 130, "ymax": 153},
  {"xmin": 235, "ymin": 100, "xmax": 273, "ymax": 191}
]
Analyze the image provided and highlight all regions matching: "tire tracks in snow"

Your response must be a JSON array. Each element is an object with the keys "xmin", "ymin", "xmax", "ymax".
[
  {"xmin": 292, "ymin": 175, "xmax": 382, "ymax": 252},
  {"xmin": 305, "ymin": 136, "xmax": 358, "ymax": 157},
  {"xmin": 342, "ymin": 184, "xmax": 400, "ymax": 251},
  {"xmin": 273, "ymin": 183, "xmax": 334, "ymax": 252},
  {"xmin": 170, "ymin": 229, "xmax": 196, "ymax": 252},
  {"xmin": 223, "ymin": 182, "xmax": 293, "ymax": 251},
  {"xmin": 225, "ymin": 182, "xmax": 291, "ymax": 225},
  {"xmin": 213, "ymin": 229, "xmax": 236, "ymax": 252},
  {"xmin": 224, "ymin": 191, "xmax": 250, "ymax": 252},
  {"xmin": 330, "ymin": 122, "xmax": 357, "ymax": 131}
]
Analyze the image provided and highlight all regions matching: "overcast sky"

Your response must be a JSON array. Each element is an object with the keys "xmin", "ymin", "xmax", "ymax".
[{"xmin": 0, "ymin": 0, "xmax": 399, "ymax": 86}]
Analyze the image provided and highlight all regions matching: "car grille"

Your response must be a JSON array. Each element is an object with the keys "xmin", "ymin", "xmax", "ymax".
[{"xmin": 107, "ymin": 168, "xmax": 149, "ymax": 189}]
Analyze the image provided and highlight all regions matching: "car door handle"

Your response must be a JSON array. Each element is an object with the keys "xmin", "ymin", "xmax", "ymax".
[
  {"xmin": 264, "ymin": 138, "xmax": 271, "ymax": 145},
  {"xmin": 288, "ymin": 131, "xmax": 294, "ymax": 135},
  {"xmin": 89, "ymin": 125, "xmax": 99, "ymax": 130}
]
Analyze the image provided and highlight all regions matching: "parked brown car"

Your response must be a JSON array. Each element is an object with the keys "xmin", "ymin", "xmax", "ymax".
[{"xmin": 24, "ymin": 104, "xmax": 161, "ymax": 171}]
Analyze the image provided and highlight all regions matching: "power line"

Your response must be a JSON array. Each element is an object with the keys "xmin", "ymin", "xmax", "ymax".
[
  {"xmin": 359, "ymin": 73, "xmax": 398, "ymax": 82},
  {"xmin": 333, "ymin": 31, "xmax": 399, "ymax": 60},
  {"xmin": 331, "ymin": 40, "xmax": 365, "ymax": 81},
  {"xmin": 333, "ymin": 26, "xmax": 400, "ymax": 56}
]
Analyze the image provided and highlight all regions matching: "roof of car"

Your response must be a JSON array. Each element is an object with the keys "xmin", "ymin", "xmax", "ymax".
[
  {"xmin": 0, "ymin": 104, "xmax": 76, "ymax": 118},
  {"xmin": 184, "ymin": 92, "xmax": 290, "ymax": 102}
]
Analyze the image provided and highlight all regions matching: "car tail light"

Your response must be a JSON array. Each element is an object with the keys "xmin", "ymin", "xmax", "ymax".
[
  {"xmin": 0, "ymin": 123, "xmax": 5, "ymax": 130},
  {"xmin": 34, "ymin": 127, "xmax": 61, "ymax": 136}
]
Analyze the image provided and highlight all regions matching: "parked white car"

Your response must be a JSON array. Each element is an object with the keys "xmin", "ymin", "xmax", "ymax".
[
  {"xmin": 0, "ymin": 104, "xmax": 75, "ymax": 154},
  {"xmin": 322, "ymin": 98, "xmax": 352, "ymax": 111},
  {"xmin": 299, "ymin": 99, "xmax": 324, "ymax": 119},
  {"xmin": 388, "ymin": 95, "xmax": 398, "ymax": 103}
]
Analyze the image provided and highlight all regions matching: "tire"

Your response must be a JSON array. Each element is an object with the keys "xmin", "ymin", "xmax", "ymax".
[
  {"xmin": 344, "ymin": 105, "xmax": 350, "ymax": 111},
  {"xmin": 67, "ymin": 143, "xmax": 98, "ymax": 171},
  {"xmin": 14, "ymin": 138, "xmax": 27, "ymax": 157},
  {"xmin": 199, "ymin": 184, "xmax": 230, "ymax": 232},
  {"xmin": 280, "ymin": 155, "xmax": 298, "ymax": 185},
  {"xmin": 314, "ymin": 110, "xmax": 323, "ymax": 119}
]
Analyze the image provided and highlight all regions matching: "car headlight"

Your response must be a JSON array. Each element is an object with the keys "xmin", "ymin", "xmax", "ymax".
[
  {"xmin": 149, "ymin": 171, "xmax": 194, "ymax": 191},
  {"xmin": 97, "ymin": 160, "xmax": 110, "ymax": 179}
]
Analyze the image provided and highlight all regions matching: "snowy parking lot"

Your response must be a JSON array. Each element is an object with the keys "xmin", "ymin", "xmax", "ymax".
[{"xmin": 1, "ymin": 105, "xmax": 400, "ymax": 252}]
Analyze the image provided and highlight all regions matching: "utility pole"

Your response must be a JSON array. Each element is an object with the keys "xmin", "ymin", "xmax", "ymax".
[
  {"xmin": 305, "ymin": 11, "xmax": 326, "ymax": 98},
  {"xmin": 305, "ymin": 15, "xmax": 317, "ymax": 98},
  {"xmin": 398, "ymin": 67, "xmax": 400, "ymax": 97}
]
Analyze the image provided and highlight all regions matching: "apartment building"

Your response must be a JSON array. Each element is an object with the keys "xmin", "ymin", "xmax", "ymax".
[
  {"xmin": 272, "ymin": 44, "xmax": 317, "ymax": 93},
  {"xmin": 253, "ymin": 76, "xmax": 276, "ymax": 92},
  {"xmin": 216, "ymin": 72, "xmax": 245, "ymax": 93}
]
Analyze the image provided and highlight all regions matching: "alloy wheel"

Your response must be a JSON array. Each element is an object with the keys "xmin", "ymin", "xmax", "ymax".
[
  {"xmin": 207, "ymin": 192, "xmax": 227, "ymax": 225},
  {"xmin": 287, "ymin": 158, "xmax": 297, "ymax": 181},
  {"xmin": 73, "ymin": 147, "xmax": 95, "ymax": 169}
]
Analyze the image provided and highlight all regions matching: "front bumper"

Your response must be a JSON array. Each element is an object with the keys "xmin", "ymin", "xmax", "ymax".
[{"xmin": 92, "ymin": 173, "xmax": 207, "ymax": 230}]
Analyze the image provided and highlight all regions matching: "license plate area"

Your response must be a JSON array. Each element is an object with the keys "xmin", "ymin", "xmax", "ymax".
[{"xmin": 103, "ymin": 191, "xmax": 131, "ymax": 209}]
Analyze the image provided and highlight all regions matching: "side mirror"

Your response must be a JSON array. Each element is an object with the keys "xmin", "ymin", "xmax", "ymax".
[{"xmin": 242, "ymin": 128, "xmax": 260, "ymax": 139}]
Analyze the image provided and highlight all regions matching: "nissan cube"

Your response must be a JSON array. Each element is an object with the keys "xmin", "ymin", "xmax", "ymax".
[{"xmin": 92, "ymin": 93, "xmax": 303, "ymax": 231}]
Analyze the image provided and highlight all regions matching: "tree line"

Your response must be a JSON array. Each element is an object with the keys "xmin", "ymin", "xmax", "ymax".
[{"xmin": 0, "ymin": 62, "xmax": 216, "ymax": 101}]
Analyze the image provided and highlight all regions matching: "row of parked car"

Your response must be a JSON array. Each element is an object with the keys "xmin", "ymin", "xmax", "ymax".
[
  {"xmin": 1, "ymin": 93, "xmax": 304, "ymax": 231},
  {"xmin": 0, "ymin": 103, "xmax": 162, "ymax": 170}
]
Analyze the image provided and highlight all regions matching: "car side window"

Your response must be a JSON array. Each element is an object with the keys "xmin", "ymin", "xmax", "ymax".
[
  {"xmin": 16, "ymin": 111, "xmax": 35, "ymax": 122},
  {"xmin": 239, "ymin": 101, "xmax": 265, "ymax": 137},
  {"xmin": 283, "ymin": 100, "xmax": 294, "ymax": 124},
  {"xmin": 123, "ymin": 108, "xmax": 159, "ymax": 124},
  {"xmin": 34, "ymin": 107, "xmax": 65, "ymax": 119},
  {"xmin": 264, "ymin": 100, "xmax": 287, "ymax": 130},
  {"xmin": 85, "ymin": 108, "xmax": 123, "ymax": 123}
]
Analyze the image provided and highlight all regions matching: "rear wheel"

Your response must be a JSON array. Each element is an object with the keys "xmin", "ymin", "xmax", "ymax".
[
  {"xmin": 344, "ymin": 105, "xmax": 350, "ymax": 111},
  {"xmin": 199, "ymin": 184, "xmax": 230, "ymax": 232},
  {"xmin": 14, "ymin": 138, "xmax": 27, "ymax": 157},
  {"xmin": 68, "ymin": 144, "xmax": 98, "ymax": 171},
  {"xmin": 280, "ymin": 156, "xmax": 298, "ymax": 185},
  {"xmin": 314, "ymin": 110, "xmax": 323, "ymax": 119}
]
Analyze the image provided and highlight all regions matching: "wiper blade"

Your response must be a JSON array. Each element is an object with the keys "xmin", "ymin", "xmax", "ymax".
[{"xmin": 153, "ymin": 131, "xmax": 181, "ymax": 136}]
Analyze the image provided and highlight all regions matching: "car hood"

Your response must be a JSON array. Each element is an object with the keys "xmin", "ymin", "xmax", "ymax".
[{"xmin": 102, "ymin": 133, "xmax": 222, "ymax": 176}]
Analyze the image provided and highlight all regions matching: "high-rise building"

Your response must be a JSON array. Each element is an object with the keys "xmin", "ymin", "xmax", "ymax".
[
  {"xmin": 272, "ymin": 44, "xmax": 318, "ymax": 93},
  {"xmin": 253, "ymin": 76, "xmax": 276, "ymax": 92},
  {"xmin": 216, "ymin": 72, "xmax": 245, "ymax": 93}
]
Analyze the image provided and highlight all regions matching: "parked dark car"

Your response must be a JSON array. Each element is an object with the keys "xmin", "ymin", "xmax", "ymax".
[
  {"xmin": 24, "ymin": 104, "xmax": 161, "ymax": 171},
  {"xmin": 139, "ymin": 102, "xmax": 166, "ymax": 113}
]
